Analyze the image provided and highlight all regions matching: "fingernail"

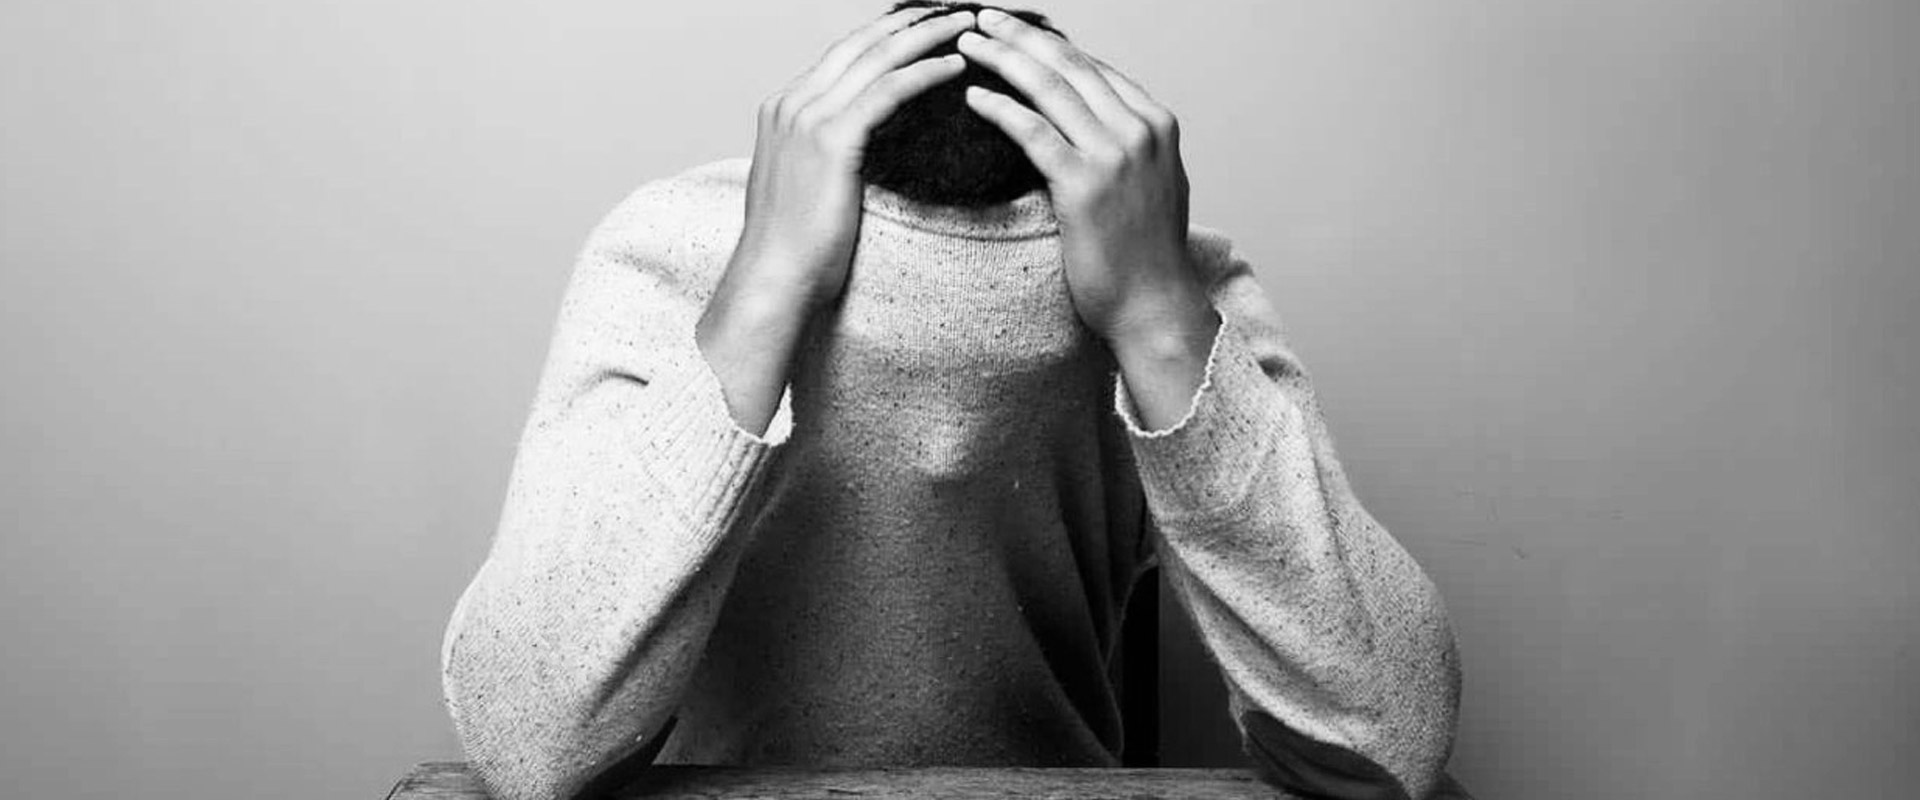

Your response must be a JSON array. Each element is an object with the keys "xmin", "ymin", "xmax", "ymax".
[{"xmin": 979, "ymin": 8, "xmax": 1008, "ymax": 26}]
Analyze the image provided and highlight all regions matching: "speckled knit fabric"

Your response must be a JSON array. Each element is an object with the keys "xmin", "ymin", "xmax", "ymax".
[{"xmin": 439, "ymin": 157, "xmax": 1463, "ymax": 800}]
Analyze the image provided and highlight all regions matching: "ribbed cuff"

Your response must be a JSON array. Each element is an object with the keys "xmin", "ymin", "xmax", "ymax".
[
  {"xmin": 1114, "ymin": 320, "xmax": 1297, "ymax": 520},
  {"xmin": 634, "ymin": 328, "xmax": 794, "ymax": 536},
  {"xmin": 1114, "ymin": 317, "xmax": 1231, "ymax": 439}
]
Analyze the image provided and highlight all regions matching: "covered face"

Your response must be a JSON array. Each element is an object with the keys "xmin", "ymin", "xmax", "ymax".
[
  {"xmin": 639, "ymin": 0, "xmax": 1152, "ymax": 751},
  {"xmin": 858, "ymin": 2, "xmax": 1068, "ymax": 208},
  {"xmin": 795, "ymin": 181, "xmax": 1106, "ymax": 480},
  {"xmin": 676, "ymin": 162, "xmax": 1151, "ymax": 765}
]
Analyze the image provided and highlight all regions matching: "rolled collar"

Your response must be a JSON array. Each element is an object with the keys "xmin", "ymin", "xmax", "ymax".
[{"xmin": 861, "ymin": 181, "xmax": 1060, "ymax": 241}]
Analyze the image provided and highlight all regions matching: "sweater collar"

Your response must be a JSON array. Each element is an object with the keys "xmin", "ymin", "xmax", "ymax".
[{"xmin": 861, "ymin": 182, "xmax": 1060, "ymax": 240}]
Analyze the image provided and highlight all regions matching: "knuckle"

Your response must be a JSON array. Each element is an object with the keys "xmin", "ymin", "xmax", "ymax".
[
  {"xmin": 1059, "ymin": 178, "xmax": 1099, "ymax": 207},
  {"xmin": 1117, "ymin": 120, "xmax": 1154, "ymax": 152},
  {"xmin": 1087, "ymin": 144, "xmax": 1128, "ymax": 170},
  {"xmin": 785, "ymin": 91, "xmax": 820, "ymax": 123},
  {"xmin": 1152, "ymin": 109, "xmax": 1180, "ymax": 137},
  {"xmin": 820, "ymin": 34, "xmax": 862, "ymax": 63},
  {"xmin": 816, "ymin": 121, "xmax": 860, "ymax": 154},
  {"xmin": 792, "ymin": 104, "xmax": 828, "ymax": 132},
  {"xmin": 1036, "ymin": 69, "xmax": 1072, "ymax": 96}
]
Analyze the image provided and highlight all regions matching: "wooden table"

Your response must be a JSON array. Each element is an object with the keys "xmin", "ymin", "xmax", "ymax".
[{"xmin": 385, "ymin": 761, "xmax": 1299, "ymax": 799}]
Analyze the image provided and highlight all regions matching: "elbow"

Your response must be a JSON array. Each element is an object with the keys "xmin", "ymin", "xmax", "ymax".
[
  {"xmin": 1232, "ymin": 643, "xmax": 1459, "ymax": 800},
  {"xmin": 1389, "ymin": 569, "xmax": 1464, "ymax": 796},
  {"xmin": 448, "ymin": 698, "xmax": 672, "ymax": 800},
  {"xmin": 443, "ymin": 670, "xmax": 595, "ymax": 800},
  {"xmin": 1420, "ymin": 568, "xmax": 1465, "ymax": 752},
  {"xmin": 1384, "ymin": 537, "xmax": 1465, "ymax": 751},
  {"xmin": 460, "ymin": 741, "xmax": 572, "ymax": 800},
  {"xmin": 1391, "ymin": 693, "xmax": 1460, "ymax": 800},
  {"xmin": 467, "ymin": 751, "xmax": 589, "ymax": 800},
  {"xmin": 442, "ymin": 632, "xmax": 677, "ymax": 800},
  {"xmin": 1241, "ymin": 704, "xmax": 1437, "ymax": 800},
  {"xmin": 440, "ymin": 618, "xmax": 585, "ymax": 800},
  {"xmin": 1240, "ymin": 710, "xmax": 1455, "ymax": 800},
  {"xmin": 1389, "ymin": 586, "xmax": 1464, "ymax": 799},
  {"xmin": 1276, "ymin": 582, "xmax": 1461, "ymax": 799}
]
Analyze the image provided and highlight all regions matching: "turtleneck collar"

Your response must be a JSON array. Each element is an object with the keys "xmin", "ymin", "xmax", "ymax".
[{"xmin": 861, "ymin": 181, "xmax": 1060, "ymax": 241}]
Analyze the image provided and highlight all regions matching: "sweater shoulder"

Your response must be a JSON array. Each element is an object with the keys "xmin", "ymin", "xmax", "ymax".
[
  {"xmin": 645, "ymin": 156, "xmax": 753, "ymax": 208},
  {"xmin": 576, "ymin": 157, "xmax": 752, "ymax": 291},
  {"xmin": 588, "ymin": 157, "xmax": 750, "ymax": 246}
]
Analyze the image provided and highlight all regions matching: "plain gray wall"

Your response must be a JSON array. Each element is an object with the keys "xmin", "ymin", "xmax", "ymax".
[{"xmin": 1, "ymin": 1, "xmax": 1914, "ymax": 798}]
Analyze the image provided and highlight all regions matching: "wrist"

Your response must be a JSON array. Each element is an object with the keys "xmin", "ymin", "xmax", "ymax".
[
  {"xmin": 1110, "ymin": 308, "xmax": 1220, "ymax": 378},
  {"xmin": 1107, "ymin": 290, "xmax": 1221, "ymax": 433},
  {"xmin": 724, "ymin": 238, "xmax": 845, "ymax": 314},
  {"xmin": 696, "ymin": 279, "xmax": 813, "ymax": 372},
  {"xmin": 696, "ymin": 263, "xmax": 815, "ymax": 438},
  {"xmin": 1103, "ymin": 278, "xmax": 1220, "ymax": 365}
]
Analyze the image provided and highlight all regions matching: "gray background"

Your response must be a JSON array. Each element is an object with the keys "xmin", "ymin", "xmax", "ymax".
[{"xmin": 2, "ymin": 1, "xmax": 1914, "ymax": 799}]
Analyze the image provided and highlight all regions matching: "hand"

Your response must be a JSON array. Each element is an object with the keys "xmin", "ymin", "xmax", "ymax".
[
  {"xmin": 698, "ymin": 6, "xmax": 976, "ymax": 436},
  {"xmin": 725, "ymin": 5, "xmax": 978, "ymax": 311},
  {"xmin": 957, "ymin": 9, "xmax": 1222, "ymax": 428}
]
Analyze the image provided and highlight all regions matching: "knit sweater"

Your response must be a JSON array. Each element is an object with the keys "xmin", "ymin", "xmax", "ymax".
[{"xmin": 439, "ymin": 157, "xmax": 1463, "ymax": 800}]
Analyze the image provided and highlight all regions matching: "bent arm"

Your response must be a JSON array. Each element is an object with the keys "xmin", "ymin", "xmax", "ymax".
[
  {"xmin": 1115, "ymin": 234, "xmax": 1462, "ymax": 800},
  {"xmin": 439, "ymin": 182, "xmax": 794, "ymax": 800}
]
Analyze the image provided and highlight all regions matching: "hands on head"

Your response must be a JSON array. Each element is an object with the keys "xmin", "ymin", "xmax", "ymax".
[
  {"xmin": 857, "ymin": 2, "xmax": 1061, "ymax": 207},
  {"xmin": 699, "ymin": 4, "xmax": 1219, "ymax": 437}
]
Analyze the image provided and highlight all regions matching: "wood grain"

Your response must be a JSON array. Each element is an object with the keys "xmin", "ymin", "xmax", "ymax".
[{"xmin": 384, "ymin": 761, "xmax": 1298, "ymax": 799}]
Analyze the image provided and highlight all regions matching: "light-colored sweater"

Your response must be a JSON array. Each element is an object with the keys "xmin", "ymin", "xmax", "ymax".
[{"xmin": 439, "ymin": 157, "xmax": 1462, "ymax": 800}]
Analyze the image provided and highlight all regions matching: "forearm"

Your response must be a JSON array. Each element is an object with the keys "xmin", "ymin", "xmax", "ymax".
[
  {"xmin": 444, "ymin": 317, "xmax": 788, "ymax": 800},
  {"xmin": 1159, "ymin": 483, "xmax": 1459, "ymax": 799},
  {"xmin": 1156, "ymin": 473, "xmax": 1459, "ymax": 766},
  {"xmin": 1108, "ymin": 277, "xmax": 1222, "ymax": 432},
  {"xmin": 1124, "ymin": 318, "xmax": 1460, "ymax": 799},
  {"xmin": 441, "ymin": 221, "xmax": 794, "ymax": 794},
  {"xmin": 695, "ymin": 252, "xmax": 820, "ymax": 437}
]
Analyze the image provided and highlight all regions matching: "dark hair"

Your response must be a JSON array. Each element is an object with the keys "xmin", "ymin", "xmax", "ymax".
[{"xmin": 857, "ymin": 2, "xmax": 1067, "ymax": 208}]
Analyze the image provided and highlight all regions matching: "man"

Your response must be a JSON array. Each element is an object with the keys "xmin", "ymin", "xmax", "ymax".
[{"xmin": 440, "ymin": 3, "xmax": 1468, "ymax": 799}]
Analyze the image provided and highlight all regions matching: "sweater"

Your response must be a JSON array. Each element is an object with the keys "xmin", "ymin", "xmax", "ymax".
[{"xmin": 439, "ymin": 157, "xmax": 1463, "ymax": 800}]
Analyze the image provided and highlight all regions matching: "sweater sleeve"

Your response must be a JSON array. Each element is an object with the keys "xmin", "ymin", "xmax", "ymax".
[
  {"xmin": 1112, "ymin": 233, "xmax": 1462, "ymax": 800},
  {"xmin": 438, "ymin": 177, "xmax": 792, "ymax": 800}
]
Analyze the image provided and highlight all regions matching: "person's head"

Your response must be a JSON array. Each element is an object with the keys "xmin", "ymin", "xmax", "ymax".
[{"xmin": 859, "ymin": 2, "xmax": 1066, "ymax": 209}]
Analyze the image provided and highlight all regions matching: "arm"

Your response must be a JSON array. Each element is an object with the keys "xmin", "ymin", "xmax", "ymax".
[
  {"xmin": 441, "ymin": 9, "xmax": 984, "ymax": 797},
  {"xmin": 932, "ymin": 11, "xmax": 1461, "ymax": 795},
  {"xmin": 1113, "ymin": 235, "xmax": 1463, "ymax": 799},
  {"xmin": 438, "ymin": 179, "xmax": 796, "ymax": 800}
]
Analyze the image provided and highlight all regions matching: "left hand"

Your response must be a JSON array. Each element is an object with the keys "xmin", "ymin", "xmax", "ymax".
[{"xmin": 955, "ymin": 8, "xmax": 1219, "ymax": 351}]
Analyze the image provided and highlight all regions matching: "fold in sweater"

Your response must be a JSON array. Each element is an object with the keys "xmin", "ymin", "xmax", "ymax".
[{"xmin": 440, "ymin": 158, "xmax": 1463, "ymax": 800}]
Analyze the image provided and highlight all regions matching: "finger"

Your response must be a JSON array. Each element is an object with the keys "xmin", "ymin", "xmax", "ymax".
[
  {"xmin": 963, "ymin": 85, "xmax": 1078, "ymax": 180},
  {"xmin": 973, "ymin": 8, "xmax": 1143, "ymax": 140},
  {"xmin": 795, "ymin": 6, "xmax": 948, "ymax": 99},
  {"xmin": 1086, "ymin": 54, "xmax": 1180, "ymax": 143},
  {"xmin": 838, "ymin": 53, "xmax": 969, "ymax": 133},
  {"xmin": 812, "ymin": 10, "xmax": 977, "ymax": 112},
  {"xmin": 955, "ymin": 30, "xmax": 1111, "ymax": 153}
]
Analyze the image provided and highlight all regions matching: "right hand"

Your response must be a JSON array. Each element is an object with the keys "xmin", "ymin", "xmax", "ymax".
[
  {"xmin": 726, "ymin": 6, "xmax": 978, "ymax": 310},
  {"xmin": 697, "ymin": 7, "xmax": 976, "ymax": 437}
]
